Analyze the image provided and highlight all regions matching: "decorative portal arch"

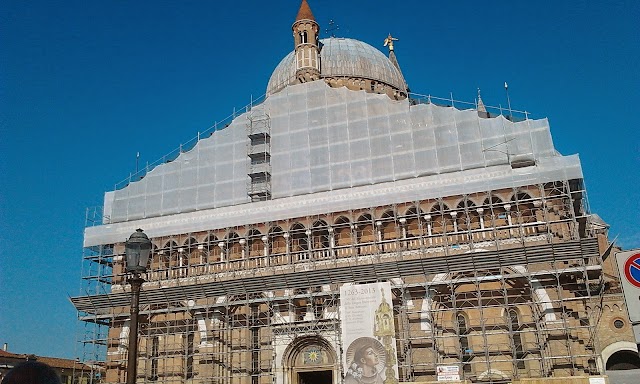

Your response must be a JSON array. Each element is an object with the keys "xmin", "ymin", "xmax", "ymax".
[{"xmin": 282, "ymin": 336, "xmax": 338, "ymax": 384}]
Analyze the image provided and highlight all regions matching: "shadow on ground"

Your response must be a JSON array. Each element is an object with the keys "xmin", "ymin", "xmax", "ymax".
[{"xmin": 606, "ymin": 369, "xmax": 640, "ymax": 384}]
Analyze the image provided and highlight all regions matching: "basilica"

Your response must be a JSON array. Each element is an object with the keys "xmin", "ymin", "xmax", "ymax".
[{"xmin": 72, "ymin": 1, "xmax": 637, "ymax": 383}]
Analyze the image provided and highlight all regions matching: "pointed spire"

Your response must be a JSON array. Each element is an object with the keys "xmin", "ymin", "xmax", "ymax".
[
  {"xmin": 477, "ymin": 88, "xmax": 489, "ymax": 118},
  {"xmin": 384, "ymin": 33, "xmax": 407, "ymax": 93},
  {"xmin": 296, "ymin": 0, "xmax": 315, "ymax": 22},
  {"xmin": 388, "ymin": 50, "xmax": 401, "ymax": 71},
  {"xmin": 477, "ymin": 88, "xmax": 487, "ymax": 113}
]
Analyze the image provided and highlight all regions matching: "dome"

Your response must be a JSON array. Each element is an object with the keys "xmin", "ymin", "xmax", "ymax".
[{"xmin": 267, "ymin": 37, "xmax": 407, "ymax": 95}]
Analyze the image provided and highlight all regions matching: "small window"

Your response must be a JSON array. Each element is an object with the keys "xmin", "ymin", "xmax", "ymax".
[
  {"xmin": 457, "ymin": 312, "xmax": 472, "ymax": 372},
  {"xmin": 508, "ymin": 309, "xmax": 526, "ymax": 369},
  {"xmin": 614, "ymin": 319, "xmax": 625, "ymax": 329}
]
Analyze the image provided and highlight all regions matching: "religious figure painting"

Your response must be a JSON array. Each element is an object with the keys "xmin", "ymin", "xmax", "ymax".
[{"xmin": 344, "ymin": 337, "xmax": 386, "ymax": 384}]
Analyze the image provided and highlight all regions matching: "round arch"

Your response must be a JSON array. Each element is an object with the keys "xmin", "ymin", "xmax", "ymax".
[
  {"xmin": 282, "ymin": 336, "xmax": 338, "ymax": 384},
  {"xmin": 602, "ymin": 341, "xmax": 640, "ymax": 370}
]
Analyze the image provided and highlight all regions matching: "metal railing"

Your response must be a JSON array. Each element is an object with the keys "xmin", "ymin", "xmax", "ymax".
[
  {"xmin": 112, "ymin": 90, "xmax": 533, "ymax": 191},
  {"xmin": 408, "ymin": 92, "xmax": 530, "ymax": 122},
  {"xmin": 114, "ymin": 94, "xmax": 267, "ymax": 191}
]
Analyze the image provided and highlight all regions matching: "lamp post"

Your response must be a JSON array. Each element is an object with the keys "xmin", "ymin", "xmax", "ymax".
[{"xmin": 124, "ymin": 229, "xmax": 151, "ymax": 384}]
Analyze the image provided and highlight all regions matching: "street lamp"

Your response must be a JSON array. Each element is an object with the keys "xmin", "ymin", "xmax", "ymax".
[{"xmin": 124, "ymin": 229, "xmax": 151, "ymax": 384}]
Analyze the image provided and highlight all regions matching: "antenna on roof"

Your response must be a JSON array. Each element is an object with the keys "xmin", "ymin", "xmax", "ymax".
[{"xmin": 504, "ymin": 81, "xmax": 513, "ymax": 121}]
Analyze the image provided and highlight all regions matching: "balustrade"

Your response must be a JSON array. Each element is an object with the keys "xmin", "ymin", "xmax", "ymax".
[{"xmin": 130, "ymin": 211, "xmax": 565, "ymax": 283}]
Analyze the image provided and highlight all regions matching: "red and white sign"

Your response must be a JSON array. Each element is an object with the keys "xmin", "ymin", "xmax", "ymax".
[
  {"xmin": 623, "ymin": 252, "xmax": 640, "ymax": 288},
  {"xmin": 616, "ymin": 250, "xmax": 640, "ymax": 342},
  {"xmin": 437, "ymin": 365, "xmax": 460, "ymax": 382}
]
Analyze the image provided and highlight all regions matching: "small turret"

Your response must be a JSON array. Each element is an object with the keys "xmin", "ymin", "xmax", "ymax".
[
  {"xmin": 477, "ymin": 88, "xmax": 489, "ymax": 118},
  {"xmin": 292, "ymin": 0, "xmax": 321, "ymax": 84}
]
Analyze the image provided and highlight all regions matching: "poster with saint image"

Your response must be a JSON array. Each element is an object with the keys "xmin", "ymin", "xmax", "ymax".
[{"xmin": 340, "ymin": 282, "xmax": 399, "ymax": 384}]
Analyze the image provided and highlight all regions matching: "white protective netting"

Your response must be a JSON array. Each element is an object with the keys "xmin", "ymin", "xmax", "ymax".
[{"xmin": 105, "ymin": 80, "xmax": 564, "ymax": 227}]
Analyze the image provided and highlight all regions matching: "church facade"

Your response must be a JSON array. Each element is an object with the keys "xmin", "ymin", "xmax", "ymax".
[{"xmin": 72, "ymin": 1, "xmax": 637, "ymax": 383}]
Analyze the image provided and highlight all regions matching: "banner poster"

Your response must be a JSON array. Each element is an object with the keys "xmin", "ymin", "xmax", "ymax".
[{"xmin": 340, "ymin": 282, "xmax": 399, "ymax": 384}]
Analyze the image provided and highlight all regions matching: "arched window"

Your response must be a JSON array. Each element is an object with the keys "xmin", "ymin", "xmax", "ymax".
[
  {"xmin": 333, "ymin": 216, "xmax": 352, "ymax": 247},
  {"xmin": 379, "ymin": 210, "xmax": 398, "ymax": 251},
  {"xmin": 511, "ymin": 191, "xmax": 536, "ymax": 226},
  {"xmin": 457, "ymin": 312, "xmax": 472, "ymax": 373},
  {"xmin": 162, "ymin": 240, "xmax": 178, "ymax": 278},
  {"xmin": 311, "ymin": 220, "xmax": 330, "ymax": 250},
  {"xmin": 150, "ymin": 336, "xmax": 159, "ymax": 381},
  {"xmin": 404, "ymin": 207, "xmax": 422, "ymax": 238},
  {"xmin": 356, "ymin": 214, "xmax": 374, "ymax": 244},
  {"xmin": 456, "ymin": 199, "xmax": 478, "ymax": 232},
  {"xmin": 184, "ymin": 332, "xmax": 194, "ymax": 379},
  {"xmin": 430, "ymin": 203, "xmax": 451, "ymax": 235},
  {"xmin": 226, "ymin": 232, "xmax": 242, "ymax": 261},
  {"xmin": 269, "ymin": 226, "xmax": 287, "ymax": 256},
  {"xmin": 300, "ymin": 31, "xmax": 308, "ymax": 44},
  {"xmin": 148, "ymin": 244, "xmax": 160, "ymax": 280},
  {"xmin": 402, "ymin": 206, "xmax": 422, "ymax": 249},
  {"xmin": 483, "ymin": 195, "xmax": 503, "ymax": 225},
  {"xmin": 333, "ymin": 216, "xmax": 353, "ymax": 257},
  {"xmin": 203, "ymin": 234, "xmax": 219, "ymax": 264},
  {"xmin": 184, "ymin": 237, "xmax": 199, "ymax": 267},
  {"xmin": 484, "ymin": 195, "xmax": 508, "ymax": 239},
  {"xmin": 178, "ymin": 238, "xmax": 196, "ymax": 277},
  {"xmin": 355, "ymin": 214, "xmax": 375, "ymax": 255},
  {"xmin": 290, "ymin": 223, "xmax": 309, "ymax": 261},
  {"xmin": 454, "ymin": 201, "xmax": 466, "ymax": 232},
  {"xmin": 380, "ymin": 210, "xmax": 398, "ymax": 240},
  {"xmin": 507, "ymin": 309, "xmax": 526, "ymax": 369},
  {"xmin": 247, "ymin": 229, "xmax": 264, "ymax": 258}
]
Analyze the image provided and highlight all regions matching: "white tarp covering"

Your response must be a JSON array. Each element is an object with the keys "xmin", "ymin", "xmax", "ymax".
[
  {"xmin": 104, "ymin": 80, "xmax": 563, "ymax": 225},
  {"xmin": 86, "ymin": 154, "xmax": 582, "ymax": 247}
]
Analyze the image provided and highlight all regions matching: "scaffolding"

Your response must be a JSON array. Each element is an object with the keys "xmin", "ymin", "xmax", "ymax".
[
  {"xmin": 247, "ymin": 106, "xmax": 272, "ymax": 202},
  {"xmin": 73, "ymin": 177, "xmax": 607, "ymax": 384}
]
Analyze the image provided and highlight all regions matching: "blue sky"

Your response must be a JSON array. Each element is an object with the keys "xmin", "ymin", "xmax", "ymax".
[{"xmin": 0, "ymin": 1, "xmax": 638, "ymax": 359}]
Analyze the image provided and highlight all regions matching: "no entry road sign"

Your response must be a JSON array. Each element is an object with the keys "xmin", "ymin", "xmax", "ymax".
[
  {"xmin": 616, "ymin": 250, "xmax": 640, "ymax": 342},
  {"xmin": 623, "ymin": 253, "xmax": 640, "ymax": 288},
  {"xmin": 615, "ymin": 249, "xmax": 640, "ymax": 324}
]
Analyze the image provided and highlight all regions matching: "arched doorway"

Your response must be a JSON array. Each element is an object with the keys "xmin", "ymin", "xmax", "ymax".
[
  {"xmin": 606, "ymin": 350, "xmax": 640, "ymax": 370},
  {"xmin": 283, "ymin": 336, "xmax": 337, "ymax": 384}
]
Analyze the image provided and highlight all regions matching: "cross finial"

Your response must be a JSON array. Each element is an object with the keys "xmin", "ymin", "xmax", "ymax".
[
  {"xmin": 325, "ymin": 19, "xmax": 339, "ymax": 38},
  {"xmin": 383, "ymin": 33, "xmax": 398, "ymax": 52}
]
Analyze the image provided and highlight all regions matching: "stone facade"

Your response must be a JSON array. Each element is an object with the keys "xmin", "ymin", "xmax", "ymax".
[{"xmin": 71, "ymin": 2, "xmax": 636, "ymax": 384}]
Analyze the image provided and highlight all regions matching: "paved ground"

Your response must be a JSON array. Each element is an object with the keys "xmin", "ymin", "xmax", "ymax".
[{"xmin": 606, "ymin": 369, "xmax": 640, "ymax": 384}]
